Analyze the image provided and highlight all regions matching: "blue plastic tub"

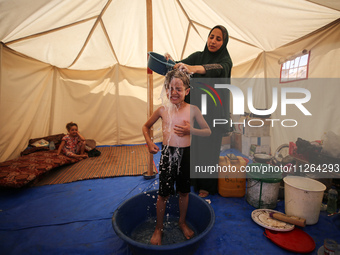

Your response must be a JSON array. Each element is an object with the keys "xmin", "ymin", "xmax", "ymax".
[
  {"xmin": 112, "ymin": 190, "xmax": 215, "ymax": 255},
  {"xmin": 147, "ymin": 52, "xmax": 175, "ymax": 76}
]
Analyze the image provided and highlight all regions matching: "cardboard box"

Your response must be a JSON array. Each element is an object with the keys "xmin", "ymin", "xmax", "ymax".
[
  {"xmin": 233, "ymin": 116, "xmax": 247, "ymax": 134},
  {"xmin": 220, "ymin": 134, "xmax": 232, "ymax": 151},
  {"xmin": 233, "ymin": 116, "xmax": 270, "ymax": 137},
  {"xmin": 221, "ymin": 135, "xmax": 231, "ymax": 145},
  {"xmin": 245, "ymin": 117, "xmax": 270, "ymax": 137},
  {"xmin": 232, "ymin": 132, "xmax": 242, "ymax": 152},
  {"xmin": 232, "ymin": 132, "xmax": 271, "ymax": 157},
  {"xmin": 242, "ymin": 135, "xmax": 271, "ymax": 157}
]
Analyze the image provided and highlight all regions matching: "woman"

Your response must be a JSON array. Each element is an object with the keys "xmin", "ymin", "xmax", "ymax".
[
  {"xmin": 167, "ymin": 25, "xmax": 232, "ymax": 79},
  {"xmin": 166, "ymin": 25, "xmax": 232, "ymax": 197}
]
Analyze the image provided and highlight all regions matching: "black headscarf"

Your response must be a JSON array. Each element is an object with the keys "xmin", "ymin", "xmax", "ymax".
[{"xmin": 181, "ymin": 25, "xmax": 233, "ymax": 78}]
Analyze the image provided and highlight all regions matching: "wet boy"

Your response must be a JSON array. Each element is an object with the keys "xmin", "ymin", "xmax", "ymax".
[{"xmin": 142, "ymin": 69, "xmax": 211, "ymax": 245}]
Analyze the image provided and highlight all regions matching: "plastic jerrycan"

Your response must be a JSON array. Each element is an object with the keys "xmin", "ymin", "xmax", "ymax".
[{"xmin": 218, "ymin": 155, "xmax": 247, "ymax": 197}]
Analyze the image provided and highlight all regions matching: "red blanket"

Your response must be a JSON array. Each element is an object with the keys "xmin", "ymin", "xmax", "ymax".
[{"xmin": 0, "ymin": 150, "xmax": 80, "ymax": 188}]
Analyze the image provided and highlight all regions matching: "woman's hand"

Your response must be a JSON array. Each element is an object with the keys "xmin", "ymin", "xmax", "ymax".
[
  {"xmin": 174, "ymin": 120, "xmax": 191, "ymax": 137},
  {"xmin": 164, "ymin": 52, "xmax": 174, "ymax": 62},
  {"xmin": 173, "ymin": 63, "xmax": 206, "ymax": 75},
  {"xmin": 173, "ymin": 63, "xmax": 194, "ymax": 74}
]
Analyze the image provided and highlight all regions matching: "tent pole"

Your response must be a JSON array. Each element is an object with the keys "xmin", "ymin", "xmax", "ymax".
[{"xmin": 146, "ymin": 0, "xmax": 154, "ymax": 176}]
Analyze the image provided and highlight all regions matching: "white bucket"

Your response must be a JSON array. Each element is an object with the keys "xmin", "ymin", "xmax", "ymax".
[{"xmin": 284, "ymin": 176, "xmax": 326, "ymax": 225}]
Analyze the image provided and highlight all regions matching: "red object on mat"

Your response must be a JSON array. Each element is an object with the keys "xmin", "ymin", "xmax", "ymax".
[{"xmin": 264, "ymin": 228, "xmax": 315, "ymax": 253}]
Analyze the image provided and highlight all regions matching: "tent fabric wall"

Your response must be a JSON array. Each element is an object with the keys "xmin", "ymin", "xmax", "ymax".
[
  {"xmin": 268, "ymin": 20, "xmax": 340, "ymax": 152},
  {"xmin": 1, "ymin": 0, "xmax": 339, "ymax": 70},
  {"xmin": 0, "ymin": 0, "xmax": 340, "ymax": 161},
  {"xmin": 232, "ymin": 20, "xmax": 340, "ymax": 154},
  {"xmin": 0, "ymin": 47, "xmax": 54, "ymax": 161},
  {"xmin": 0, "ymin": 46, "xmax": 164, "ymax": 161}
]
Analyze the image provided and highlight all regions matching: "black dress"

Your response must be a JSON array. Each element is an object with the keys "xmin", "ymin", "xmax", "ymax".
[{"xmin": 180, "ymin": 25, "xmax": 233, "ymax": 195}]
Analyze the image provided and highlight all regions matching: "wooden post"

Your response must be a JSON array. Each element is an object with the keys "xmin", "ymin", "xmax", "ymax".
[{"xmin": 146, "ymin": 0, "xmax": 154, "ymax": 176}]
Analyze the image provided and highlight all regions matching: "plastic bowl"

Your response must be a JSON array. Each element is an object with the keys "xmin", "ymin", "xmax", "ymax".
[
  {"xmin": 147, "ymin": 52, "xmax": 175, "ymax": 76},
  {"xmin": 254, "ymin": 154, "xmax": 272, "ymax": 163},
  {"xmin": 112, "ymin": 190, "xmax": 215, "ymax": 255}
]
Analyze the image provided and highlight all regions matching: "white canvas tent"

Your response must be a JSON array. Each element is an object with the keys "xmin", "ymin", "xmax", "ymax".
[{"xmin": 0, "ymin": 0, "xmax": 339, "ymax": 162}]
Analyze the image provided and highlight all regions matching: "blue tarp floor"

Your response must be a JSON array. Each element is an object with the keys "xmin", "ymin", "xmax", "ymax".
[{"xmin": 0, "ymin": 145, "xmax": 339, "ymax": 255}]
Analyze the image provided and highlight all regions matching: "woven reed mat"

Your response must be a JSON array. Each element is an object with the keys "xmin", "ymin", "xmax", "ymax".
[{"xmin": 35, "ymin": 145, "xmax": 157, "ymax": 186}]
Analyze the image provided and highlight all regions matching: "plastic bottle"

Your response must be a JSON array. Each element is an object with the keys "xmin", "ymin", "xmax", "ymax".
[
  {"xmin": 327, "ymin": 186, "xmax": 338, "ymax": 214},
  {"xmin": 49, "ymin": 141, "xmax": 56, "ymax": 150}
]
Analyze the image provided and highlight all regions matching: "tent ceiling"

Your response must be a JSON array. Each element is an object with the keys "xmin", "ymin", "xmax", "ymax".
[{"xmin": 0, "ymin": 0, "xmax": 339, "ymax": 70}]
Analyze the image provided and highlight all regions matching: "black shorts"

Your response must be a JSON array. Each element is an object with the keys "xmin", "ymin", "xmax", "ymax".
[{"xmin": 158, "ymin": 145, "xmax": 190, "ymax": 197}]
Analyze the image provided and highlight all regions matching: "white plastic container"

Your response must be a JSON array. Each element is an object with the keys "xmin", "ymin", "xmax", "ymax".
[{"xmin": 284, "ymin": 176, "xmax": 326, "ymax": 225}]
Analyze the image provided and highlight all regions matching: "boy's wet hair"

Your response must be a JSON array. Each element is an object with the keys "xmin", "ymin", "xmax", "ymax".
[
  {"xmin": 164, "ymin": 69, "xmax": 190, "ymax": 89},
  {"xmin": 66, "ymin": 122, "xmax": 78, "ymax": 131}
]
